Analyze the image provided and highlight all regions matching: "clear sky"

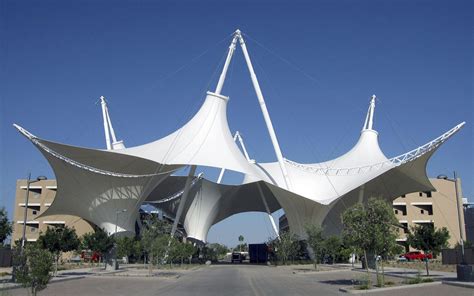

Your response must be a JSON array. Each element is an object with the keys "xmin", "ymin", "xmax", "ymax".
[{"xmin": 1, "ymin": 0, "xmax": 472, "ymax": 247}]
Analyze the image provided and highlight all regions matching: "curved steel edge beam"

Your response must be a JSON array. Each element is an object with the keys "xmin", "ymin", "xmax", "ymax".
[
  {"xmin": 285, "ymin": 122, "xmax": 465, "ymax": 176},
  {"xmin": 13, "ymin": 124, "xmax": 182, "ymax": 177}
]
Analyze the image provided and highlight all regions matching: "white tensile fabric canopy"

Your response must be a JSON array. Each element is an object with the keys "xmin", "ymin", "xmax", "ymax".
[{"xmin": 13, "ymin": 30, "xmax": 466, "ymax": 242}]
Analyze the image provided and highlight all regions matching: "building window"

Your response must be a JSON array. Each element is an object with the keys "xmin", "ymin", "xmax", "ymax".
[
  {"xmin": 401, "ymin": 195, "xmax": 406, "ymax": 198},
  {"xmin": 393, "ymin": 205, "xmax": 407, "ymax": 216},
  {"xmin": 402, "ymin": 223, "xmax": 409, "ymax": 234},
  {"xmin": 30, "ymin": 227, "xmax": 36, "ymax": 233},
  {"xmin": 425, "ymin": 191, "xmax": 432, "ymax": 198},
  {"xmin": 29, "ymin": 189, "xmax": 42, "ymax": 199},
  {"xmin": 421, "ymin": 209, "xmax": 425, "ymax": 214},
  {"xmin": 427, "ymin": 205, "xmax": 433, "ymax": 215},
  {"xmin": 419, "ymin": 192, "xmax": 423, "ymax": 197},
  {"xmin": 32, "ymin": 210, "xmax": 37, "ymax": 215}
]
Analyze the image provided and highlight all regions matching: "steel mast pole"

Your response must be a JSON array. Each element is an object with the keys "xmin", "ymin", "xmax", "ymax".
[
  {"xmin": 105, "ymin": 108, "xmax": 118, "ymax": 144},
  {"xmin": 100, "ymin": 96, "xmax": 112, "ymax": 150},
  {"xmin": 214, "ymin": 31, "xmax": 239, "ymax": 95},
  {"xmin": 237, "ymin": 31, "xmax": 292, "ymax": 190},
  {"xmin": 363, "ymin": 95, "xmax": 376, "ymax": 131},
  {"xmin": 170, "ymin": 165, "xmax": 197, "ymax": 238},
  {"xmin": 219, "ymin": 129, "xmax": 280, "ymax": 239}
]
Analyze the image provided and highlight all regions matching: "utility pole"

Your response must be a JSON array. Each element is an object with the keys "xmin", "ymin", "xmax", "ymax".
[{"xmin": 453, "ymin": 171, "xmax": 465, "ymax": 264}]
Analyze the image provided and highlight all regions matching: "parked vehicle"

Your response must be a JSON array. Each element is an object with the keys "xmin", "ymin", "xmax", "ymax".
[
  {"xmin": 249, "ymin": 244, "xmax": 268, "ymax": 263},
  {"xmin": 81, "ymin": 250, "xmax": 101, "ymax": 263},
  {"xmin": 231, "ymin": 252, "xmax": 243, "ymax": 263},
  {"xmin": 401, "ymin": 251, "xmax": 432, "ymax": 261},
  {"xmin": 397, "ymin": 255, "xmax": 408, "ymax": 262}
]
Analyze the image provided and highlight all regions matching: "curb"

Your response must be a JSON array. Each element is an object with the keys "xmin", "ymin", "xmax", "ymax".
[
  {"xmin": 350, "ymin": 267, "xmax": 449, "ymax": 281},
  {"xmin": 442, "ymin": 281, "xmax": 474, "ymax": 289},
  {"xmin": 0, "ymin": 275, "xmax": 86, "ymax": 291},
  {"xmin": 339, "ymin": 281, "xmax": 441, "ymax": 294}
]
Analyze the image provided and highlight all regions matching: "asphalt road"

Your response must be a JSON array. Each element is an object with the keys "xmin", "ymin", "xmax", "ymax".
[{"xmin": 7, "ymin": 264, "xmax": 474, "ymax": 296}]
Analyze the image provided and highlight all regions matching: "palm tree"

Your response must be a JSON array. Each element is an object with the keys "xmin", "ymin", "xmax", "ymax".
[{"xmin": 238, "ymin": 235, "xmax": 244, "ymax": 252}]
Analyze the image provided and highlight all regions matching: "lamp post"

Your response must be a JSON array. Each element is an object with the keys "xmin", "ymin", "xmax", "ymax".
[
  {"xmin": 20, "ymin": 174, "xmax": 47, "ymax": 254},
  {"xmin": 114, "ymin": 209, "xmax": 127, "ymax": 269},
  {"xmin": 14, "ymin": 174, "xmax": 47, "ymax": 283},
  {"xmin": 437, "ymin": 172, "xmax": 465, "ymax": 264}
]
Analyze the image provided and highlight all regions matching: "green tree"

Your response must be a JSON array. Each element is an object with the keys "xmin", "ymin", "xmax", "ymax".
[
  {"xmin": 81, "ymin": 228, "xmax": 114, "ymax": 267},
  {"xmin": 0, "ymin": 207, "xmax": 12, "ymax": 245},
  {"xmin": 407, "ymin": 224, "xmax": 450, "ymax": 276},
  {"xmin": 208, "ymin": 243, "xmax": 228, "ymax": 260},
  {"xmin": 323, "ymin": 235, "xmax": 342, "ymax": 264},
  {"xmin": 15, "ymin": 243, "xmax": 53, "ymax": 296},
  {"xmin": 342, "ymin": 198, "xmax": 400, "ymax": 287},
  {"xmin": 140, "ymin": 217, "xmax": 172, "ymax": 271},
  {"xmin": 182, "ymin": 242, "xmax": 196, "ymax": 264},
  {"xmin": 304, "ymin": 224, "xmax": 325, "ymax": 270},
  {"xmin": 342, "ymin": 202, "xmax": 371, "ymax": 283},
  {"xmin": 272, "ymin": 232, "xmax": 299, "ymax": 265},
  {"xmin": 238, "ymin": 235, "xmax": 244, "ymax": 252},
  {"xmin": 116, "ymin": 236, "xmax": 136, "ymax": 263},
  {"xmin": 150, "ymin": 235, "xmax": 170, "ymax": 266},
  {"xmin": 167, "ymin": 237, "xmax": 181, "ymax": 267},
  {"xmin": 38, "ymin": 226, "xmax": 80, "ymax": 275},
  {"xmin": 235, "ymin": 243, "xmax": 248, "ymax": 252}
]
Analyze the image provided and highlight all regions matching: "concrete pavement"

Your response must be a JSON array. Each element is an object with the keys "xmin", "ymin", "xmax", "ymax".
[{"xmin": 3, "ymin": 264, "xmax": 472, "ymax": 296}]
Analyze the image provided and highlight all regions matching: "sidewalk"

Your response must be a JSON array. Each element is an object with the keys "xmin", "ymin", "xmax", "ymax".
[
  {"xmin": 1, "ymin": 264, "xmax": 202, "ymax": 291},
  {"xmin": 338, "ymin": 262, "xmax": 474, "ymax": 288},
  {"xmin": 338, "ymin": 263, "xmax": 457, "ymax": 280},
  {"xmin": 0, "ymin": 265, "xmax": 122, "ymax": 291}
]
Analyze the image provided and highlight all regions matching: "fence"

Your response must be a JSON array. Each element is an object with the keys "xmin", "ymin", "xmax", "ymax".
[
  {"xmin": 0, "ymin": 248, "xmax": 12, "ymax": 267},
  {"xmin": 441, "ymin": 247, "xmax": 474, "ymax": 265}
]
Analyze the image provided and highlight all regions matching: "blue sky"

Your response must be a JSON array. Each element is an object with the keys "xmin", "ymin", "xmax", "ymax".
[{"xmin": 1, "ymin": 0, "xmax": 472, "ymax": 247}]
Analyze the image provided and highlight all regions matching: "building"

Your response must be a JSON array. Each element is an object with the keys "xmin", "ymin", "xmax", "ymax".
[
  {"xmin": 393, "ymin": 178, "xmax": 466, "ymax": 251},
  {"xmin": 12, "ymin": 179, "xmax": 94, "ymax": 244}
]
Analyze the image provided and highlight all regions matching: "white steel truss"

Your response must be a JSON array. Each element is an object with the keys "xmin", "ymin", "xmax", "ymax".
[
  {"xmin": 13, "ymin": 124, "xmax": 171, "ymax": 178},
  {"xmin": 285, "ymin": 121, "xmax": 465, "ymax": 176}
]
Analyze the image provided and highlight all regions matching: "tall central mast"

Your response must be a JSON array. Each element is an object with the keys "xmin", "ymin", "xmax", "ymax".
[
  {"xmin": 100, "ymin": 96, "xmax": 112, "ymax": 150},
  {"xmin": 214, "ymin": 31, "xmax": 240, "ymax": 95},
  {"xmin": 362, "ymin": 94, "xmax": 377, "ymax": 131},
  {"xmin": 236, "ymin": 31, "xmax": 292, "ymax": 190}
]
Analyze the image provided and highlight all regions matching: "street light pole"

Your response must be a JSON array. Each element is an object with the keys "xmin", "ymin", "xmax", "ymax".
[
  {"xmin": 438, "ymin": 172, "xmax": 466, "ymax": 265},
  {"xmin": 20, "ymin": 174, "xmax": 47, "ymax": 255},
  {"xmin": 453, "ymin": 171, "xmax": 465, "ymax": 264},
  {"xmin": 20, "ymin": 173, "xmax": 31, "ymax": 254},
  {"xmin": 114, "ymin": 209, "xmax": 127, "ymax": 269}
]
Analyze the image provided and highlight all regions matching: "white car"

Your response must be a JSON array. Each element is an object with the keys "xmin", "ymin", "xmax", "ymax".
[{"xmin": 397, "ymin": 255, "xmax": 407, "ymax": 262}]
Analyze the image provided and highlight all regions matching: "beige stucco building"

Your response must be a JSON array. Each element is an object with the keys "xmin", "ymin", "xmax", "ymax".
[
  {"xmin": 394, "ymin": 178, "xmax": 466, "ymax": 251},
  {"xmin": 12, "ymin": 179, "xmax": 94, "ymax": 245}
]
